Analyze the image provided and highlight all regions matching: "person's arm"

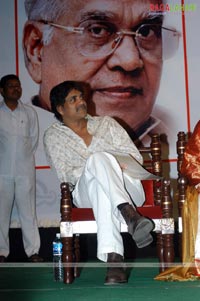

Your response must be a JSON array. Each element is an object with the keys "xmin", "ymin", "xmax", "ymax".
[
  {"xmin": 108, "ymin": 117, "xmax": 143, "ymax": 164},
  {"xmin": 29, "ymin": 107, "xmax": 39, "ymax": 153},
  {"xmin": 43, "ymin": 128, "xmax": 81, "ymax": 184}
]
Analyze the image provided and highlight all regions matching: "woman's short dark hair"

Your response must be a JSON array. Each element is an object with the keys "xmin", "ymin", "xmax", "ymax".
[{"xmin": 50, "ymin": 81, "xmax": 89, "ymax": 122}]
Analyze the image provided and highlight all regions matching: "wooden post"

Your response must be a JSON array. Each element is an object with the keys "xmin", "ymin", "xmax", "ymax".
[
  {"xmin": 149, "ymin": 134, "xmax": 166, "ymax": 271},
  {"xmin": 176, "ymin": 131, "xmax": 187, "ymax": 259},
  {"xmin": 161, "ymin": 179, "xmax": 174, "ymax": 269},
  {"xmin": 177, "ymin": 132, "xmax": 187, "ymax": 178},
  {"xmin": 177, "ymin": 176, "xmax": 187, "ymax": 260},
  {"xmin": 60, "ymin": 183, "xmax": 74, "ymax": 284},
  {"xmin": 151, "ymin": 134, "xmax": 162, "ymax": 206},
  {"xmin": 74, "ymin": 234, "xmax": 80, "ymax": 278}
]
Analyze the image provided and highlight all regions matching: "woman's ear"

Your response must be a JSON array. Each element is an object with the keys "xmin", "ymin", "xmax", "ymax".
[{"xmin": 22, "ymin": 21, "xmax": 44, "ymax": 83}]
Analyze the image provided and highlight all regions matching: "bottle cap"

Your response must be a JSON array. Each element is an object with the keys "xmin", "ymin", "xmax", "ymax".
[{"xmin": 56, "ymin": 233, "xmax": 61, "ymax": 239}]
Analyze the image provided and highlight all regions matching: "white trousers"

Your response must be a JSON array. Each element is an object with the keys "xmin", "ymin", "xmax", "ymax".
[
  {"xmin": 0, "ymin": 175, "xmax": 40, "ymax": 257},
  {"xmin": 72, "ymin": 152, "xmax": 145, "ymax": 262}
]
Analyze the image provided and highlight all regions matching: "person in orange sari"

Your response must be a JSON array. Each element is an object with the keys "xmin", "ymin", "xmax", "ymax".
[
  {"xmin": 181, "ymin": 121, "xmax": 200, "ymax": 189},
  {"xmin": 155, "ymin": 121, "xmax": 200, "ymax": 281}
]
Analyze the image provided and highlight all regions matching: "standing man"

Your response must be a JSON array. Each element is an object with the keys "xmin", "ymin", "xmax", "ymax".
[{"xmin": 0, "ymin": 74, "xmax": 43, "ymax": 262}]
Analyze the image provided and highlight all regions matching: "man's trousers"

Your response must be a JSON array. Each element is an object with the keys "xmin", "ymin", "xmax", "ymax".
[
  {"xmin": 0, "ymin": 175, "xmax": 40, "ymax": 257},
  {"xmin": 72, "ymin": 152, "xmax": 145, "ymax": 262}
]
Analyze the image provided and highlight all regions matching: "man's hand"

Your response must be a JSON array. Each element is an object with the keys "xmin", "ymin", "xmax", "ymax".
[{"xmin": 120, "ymin": 164, "xmax": 128, "ymax": 171}]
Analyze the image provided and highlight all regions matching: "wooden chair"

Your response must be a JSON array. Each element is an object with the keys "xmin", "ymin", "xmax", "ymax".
[{"xmin": 59, "ymin": 134, "xmax": 175, "ymax": 284}]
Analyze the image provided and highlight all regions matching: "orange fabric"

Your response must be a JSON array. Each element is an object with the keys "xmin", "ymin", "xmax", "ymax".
[
  {"xmin": 155, "ymin": 122, "xmax": 200, "ymax": 281},
  {"xmin": 181, "ymin": 120, "xmax": 200, "ymax": 186},
  {"xmin": 155, "ymin": 186, "xmax": 200, "ymax": 281}
]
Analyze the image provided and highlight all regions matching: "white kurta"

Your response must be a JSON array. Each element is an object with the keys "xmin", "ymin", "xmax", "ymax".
[
  {"xmin": 43, "ymin": 115, "xmax": 143, "ymax": 184},
  {"xmin": 44, "ymin": 115, "xmax": 145, "ymax": 261},
  {"xmin": 0, "ymin": 100, "xmax": 40, "ymax": 257}
]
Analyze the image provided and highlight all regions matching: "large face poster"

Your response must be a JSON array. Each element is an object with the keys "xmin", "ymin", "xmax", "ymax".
[{"xmin": 0, "ymin": 0, "xmax": 198, "ymax": 227}]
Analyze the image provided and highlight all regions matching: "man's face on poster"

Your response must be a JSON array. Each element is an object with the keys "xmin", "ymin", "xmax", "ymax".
[{"xmin": 23, "ymin": 0, "xmax": 164, "ymax": 134}]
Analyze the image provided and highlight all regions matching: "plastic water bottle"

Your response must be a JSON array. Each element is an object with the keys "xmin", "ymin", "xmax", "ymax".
[{"xmin": 53, "ymin": 233, "xmax": 63, "ymax": 281}]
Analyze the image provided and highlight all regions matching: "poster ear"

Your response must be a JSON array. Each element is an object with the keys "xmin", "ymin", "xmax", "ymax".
[{"xmin": 22, "ymin": 21, "xmax": 44, "ymax": 83}]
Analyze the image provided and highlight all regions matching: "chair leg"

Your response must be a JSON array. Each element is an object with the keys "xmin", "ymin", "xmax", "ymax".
[
  {"xmin": 163, "ymin": 233, "xmax": 174, "ymax": 267},
  {"xmin": 74, "ymin": 234, "xmax": 81, "ymax": 278},
  {"xmin": 156, "ymin": 233, "xmax": 165, "ymax": 272},
  {"xmin": 178, "ymin": 233, "xmax": 183, "ymax": 260},
  {"xmin": 156, "ymin": 233, "xmax": 174, "ymax": 272},
  {"xmin": 159, "ymin": 179, "xmax": 175, "ymax": 271},
  {"xmin": 60, "ymin": 183, "xmax": 75, "ymax": 284},
  {"xmin": 62, "ymin": 237, "xmax": 74, "ymax": 284}
]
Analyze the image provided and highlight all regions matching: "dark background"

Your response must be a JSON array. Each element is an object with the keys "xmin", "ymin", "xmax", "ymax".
[{"xmin": 8, "ymin": 227, "xmax": 179, "ymax": 262}]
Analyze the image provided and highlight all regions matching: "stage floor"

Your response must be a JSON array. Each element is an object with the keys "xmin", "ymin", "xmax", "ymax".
[{"xmin": 1, "ymin": 259, "xmax": 200, "ymax": 301}]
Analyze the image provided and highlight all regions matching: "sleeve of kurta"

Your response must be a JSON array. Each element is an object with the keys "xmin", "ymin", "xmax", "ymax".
[
  {"xmin": 181, "ymin": 120, "xmax": 200, "ymax": 186},
  {"xmin": 29, "ymin": 107, "xmax": 39, "ymax": 153},
  {"xmin": 108, "ymin": 117, "xmax": 143, "ymax": 164},
  {"xmin": 43, "ymin": 128, "xmax": 78, "ymax": 184}
]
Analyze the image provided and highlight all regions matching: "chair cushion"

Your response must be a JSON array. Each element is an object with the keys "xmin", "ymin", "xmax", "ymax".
[
  {"xmin": 141, "ymin": 180, "xmax": 154, "ymax": 206},
  {"xmin": 71, "ymin": 179, "xmax": 162, "ymax": 222}
]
